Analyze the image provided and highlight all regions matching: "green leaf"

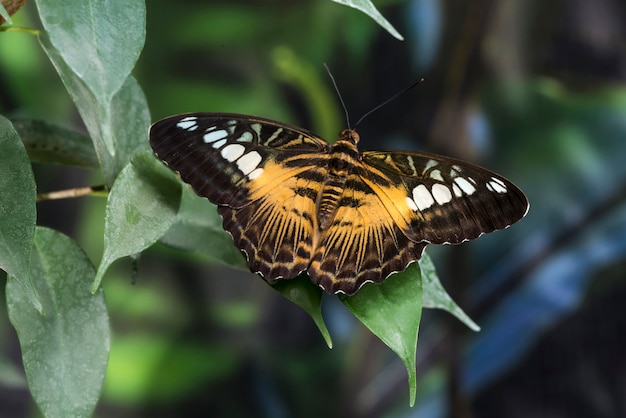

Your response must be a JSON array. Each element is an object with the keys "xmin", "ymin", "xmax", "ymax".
[
  {"xmin": 420, "ymin": 252, "xmax": 480, "ymax": 331},
  {"xmin": 6, "ymin": 227, "xmax": 110, "ymax": 418},
  {"xmin": 110, "ymin": 75, "xmax": 152, "ymax": 165},
  {"xmin": 0, "ymin": 115, "xmax": 41, "ymax": 312},
  {"xmin": 93, "ymin": 151, "xmax": 181, "ymax": 291},
  {"xmin": 331, "ymin": 0, "xmax": 404, "ymax": 41},
  {"xmin": 0, "ymin": 2, "xmax": 12, "ymax": 24},
  {"xmin": 11, "ymin": 118, "xmax": 99, "ymax": 168},
  {"xmin": 38, "ymin": 31, "xmax": 149, "ymax": 185},
  {"xmin": 160, "ymin": 186, "xmax": 246, "ymax": 268},
  {"xmin": 340, "ymin": 263, "xmax": 422, "ymax": 406},
  {"xmin": 271, "ymin": 274, "xmax": 333, "ymax": 348},
  {"xmin": 35, "ymin": 0, "xmax": 145, "ymax": 107}
]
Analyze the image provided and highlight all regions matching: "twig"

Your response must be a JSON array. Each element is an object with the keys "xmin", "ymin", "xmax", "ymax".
[{"xmin": 36, "ymin": 185, "xmax": 107, "ymax": 202}]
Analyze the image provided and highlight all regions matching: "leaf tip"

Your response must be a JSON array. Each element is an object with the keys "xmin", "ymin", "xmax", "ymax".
[{"xmin": 91, "ymin": 270, "xmax": 105, "ymax": 294}]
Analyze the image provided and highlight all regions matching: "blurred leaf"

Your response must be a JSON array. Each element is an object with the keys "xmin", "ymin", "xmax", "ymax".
[
  {"xmin": 11, "ymin": 118, "xmax": 98, "ymax": 168},
  {"xmin": 271, "ymin": 274, "xmax": 333, "ymax": 348},
  {"xmin": 173, "ymin": 4, "xmax": 266, "ymax": 46},
  {"xmin": 331, "ymin": 0, "xmax": 404, "ymax": 40},
  {"xmin": 93, "ymin": 151, "xmax": 181, "ymax": 291},
  {"xmin": 160, "ymin": 187, "xmax": 246, "ymax": 268},
  {"xmin": 6, "ymin": 227, "xmax": 109, "ymax": 418},
  {"xmin": 340, "ymin": 263, "xmax": 422, "ymax": 406},
  {"xmin": 35, "ymin": 0, "xmax": 145, "ymax": 108},
  {"xmin": 0, "ymin": 0, "xmax": 27, "ymax": 24},
  {"xmin": 0, "ymin": 115, "xmax": 40, "ymax": 312},
  {"xmin": 0, "ymin": 2, "xmax": 11, "ymax": 24},
  {"xmin": 210, "ymin": 301, "xmax": 259, "ymax": 329},
  {"xmin": 421, "ymin": 252, "xmax": 480, "ymax": 331},
  {"xmin": 104, "ymin": 334, "xmax": 240, "ymax": 404},
  {"xmin": 272, "ymin": 47, "xmax": 342, "ymax": 140}
]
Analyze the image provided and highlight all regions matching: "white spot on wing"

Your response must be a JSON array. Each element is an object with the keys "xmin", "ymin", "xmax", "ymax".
[
  {"xmin": 452, "ymin": 183, "xmax": 462, "ymax": 197},
  {"xmin": 488, "ymin": 177, "xmax": 508, "ymax": 193},
  {"xmin": 422, "ymin": 159, "xmax": 439, "ymax": 174},
  {"xmin": 251, "ymin": 123, "xmax": 262, "ymax": 137},
  {"xmin": 211, "ymin": 138, "xmax": 227, "ymax": 149},
  {"xmin": 236, "ymin": 131, "xmax": 254, "ymax": 142},
  {"xmin": 248, "ymin": 168, "xmax": 264, "ymax": 179},
  {"xmin": 203, "ymin": 129, "xmax": 228, "ymax": 143},
  {"xmin": 432, "ymin": 184, "xmax": 453, "ymax": 204},
  {"xmin": 412, "ymin": 184, "xmax": 435, "ymax": 210},
  {"xmin": 454, "ymin": 177, "xmax": 476, "ymax": 195},
  {"xmin": 405, "ymin": 196, "xmax": 418, "ymax": 211},
  {"xmin": 225, "ymin": 120, "xmax": 238, "ymax": 134},
  {"xmin": 429, "ymin": 169, "xmax": 444, "ymax": 181},
  {"xmin": 176, "ymin": 116, "xmax": 198, "ymax": 131},
  {"xmin": 264, "ymin": 128, "xmax": 283, "ymax": 145},
  {"xmin": 236, "ymin": 151, "xmax": 262, "ymax": 175},
  {"xmin": 220, "ymin": 144, "xmax": 245, "ymax": 162}
]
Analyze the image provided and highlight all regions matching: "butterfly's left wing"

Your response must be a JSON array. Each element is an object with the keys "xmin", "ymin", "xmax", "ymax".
[
  {"xmin": 149, "ymin": 113, "xmax": 330, "ymax": 280},
  {"xmin": 360, "ymin": 151, "xmax": 529, "ymax": 245},
  {"xmin": 150, "ymin": 113, "xmax": 329, "ymax": 209}
]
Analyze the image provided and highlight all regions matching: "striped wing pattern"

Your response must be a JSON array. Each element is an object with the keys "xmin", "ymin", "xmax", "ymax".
[
  {"xmin": 150, "ymin": 113, "xmax": 529, "ymax": 295},
  {"xmin": 308, "ymin": 171, "xmax": 427, "ymax": 294}
]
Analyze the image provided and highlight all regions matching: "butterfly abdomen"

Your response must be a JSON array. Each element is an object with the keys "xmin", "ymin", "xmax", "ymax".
[{"xmin": 317, "ymin": 136, "xmax": 361, "ymax": 231}]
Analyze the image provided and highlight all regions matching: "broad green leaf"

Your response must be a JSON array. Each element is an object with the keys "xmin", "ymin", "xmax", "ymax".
[
  {"xmin": 271, "ymin": 274, "xmax": 333, "ymax": 348},
  {"xmin": 6, "ymin": 227, "xmax": 109, "ymax": 418},
  {"xmin": 11, "ymin": 118, "xmax": 98, "ymax": 168},
  {"xmin": 340, "ymin": 263, "xmax": 422, "ymax": 406},
  {"xmin": 35, "ymin": 0, "xmax": 145, "ymax": 108},
  {"xmin": 160, "ymin": 187, "xmax": 246, "ymax": 268},
  {"xmin": 38, "ymin": 31, "xmax": 147, "ymax": 184},
  {"xmin": 420, "ymin": 252, "xmax": 480, "ymax": 331},
  {"xmin": 0, "ymin": 115, "xmax": 40, "ymax": 311},
  {"xmin": 331, "ymin": 0, "xmax": 404, "ymax": 41},
  {"xmin": 93, "ymin": 152, "xmax": 181, "ymax": 291},
  {"xmin": 110, "ymin": 75, "xmax": 152, "ymax": 164}
]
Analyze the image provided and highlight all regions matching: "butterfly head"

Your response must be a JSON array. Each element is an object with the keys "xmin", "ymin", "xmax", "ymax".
[{"xmin": 338, "ymin": 128, "xmax": 360, "ymax": 146}]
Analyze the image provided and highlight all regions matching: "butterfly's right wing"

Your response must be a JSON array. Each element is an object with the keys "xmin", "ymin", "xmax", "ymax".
[
  {"xmin": 361, "ymin": 150, "xmax": 529, "ymax": 245},
  {"xmin": 149, "ymin": 113, "xmax": 330, "ymax": 280}
]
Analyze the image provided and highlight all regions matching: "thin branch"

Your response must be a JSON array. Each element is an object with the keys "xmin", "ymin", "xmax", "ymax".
[
  {"xmin": 36, "ymin": 185, "xmax": 107, "ymax": 202},
  {"xmin": 0, "ymin": 26, "xmax": 40, "ymax": 35}
]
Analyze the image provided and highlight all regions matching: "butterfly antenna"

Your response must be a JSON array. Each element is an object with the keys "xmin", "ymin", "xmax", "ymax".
[
  {"xmin": 324, "ymin": 63, "xmax": 352, "ymax": 129},
  {"xmin": 354, "ymin": 77, "xmax": 425, "ymax": 128}
]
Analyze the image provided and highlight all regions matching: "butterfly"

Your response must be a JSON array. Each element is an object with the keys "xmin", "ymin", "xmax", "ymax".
[{"xmin": 149, "ymin": 113, "xmax": 529, "ymax": 295}]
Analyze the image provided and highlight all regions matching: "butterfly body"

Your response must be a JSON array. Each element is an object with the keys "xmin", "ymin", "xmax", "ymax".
[
  {"xmin": 150, "ymin": 113, "xmax": 529, "ymax": 295},
  {"xmin": 316, "ymin": 129, "xmax": 361, "ymax": 230}
]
